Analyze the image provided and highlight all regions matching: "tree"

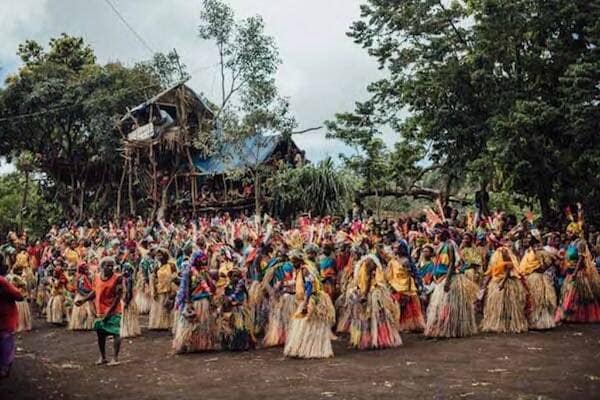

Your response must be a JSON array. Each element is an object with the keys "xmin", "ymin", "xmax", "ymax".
[
  {"xmin": 0, "ymin": 34, "xmax": 163, "ymax": 219},
  {"xmin": 199, "ymin": 0, "xmax": 296, "ymax": 216},
  {"xmin": 329, "ymin": 0, "xmax": 600, "ymax": 222}
]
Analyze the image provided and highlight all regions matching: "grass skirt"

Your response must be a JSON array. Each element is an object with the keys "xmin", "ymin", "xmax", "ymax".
[
  {"xmin": 68, "ymin": 294, "xmax": 95, "ymax": 331},
  {"xmin": 263, "ymin": 293, "xmax": 297, "ymax": 347},
  {"xmin": 121, "ymin": 302, "xmax": 142, "ymax": 338},
  {"xmin": 350, "ymin": 287, "xmax": 402, "ymax": 350},
  {"xmin": 135, "ymin": 284, "xmax": 152, "ymax": 315},
  {"xmin": 248, "ymin": 281, "xmax": 268, "ymax": 337},
  {"xmin": 526, "ymin": 273, "xmax": 556, "ymax": 330},
  {"xmin": 395, "ymin": 293, "xmax": 425, "ymax": 333},
  {"xmin": 219, "ymin": 305, "xmax": 254, "ymax": 351},
  {"xmin": 16, "ymin": 301, "xmax": 32, "ymax": 332},
  {"xmin": 335, "ymin": 290, "xmax": 352, "ymax": 334},
  {"xmin": 148, "ymin": 294, "xmax": 173, "ymax": 330},
  {"xmin": 425, "ymin": 274, "xmax": 478, "ymax": 338},
  {"xmin": 173, "ymin": 299, "xmax": 218, "ymax": 353},
  {"xmin": 46, "ymin": 294, "xmax": 66, "ymax": 324},
  {"xmin": 284, "ymin": 294, "xmax": 335, "ymax": 359},
  {"xmin": 555, "ymin": 267, "xmax": 600, "ymax": 323},
  {"xmin": 482, "ymin": 278, "xmax": 528, "ymax": 333}
]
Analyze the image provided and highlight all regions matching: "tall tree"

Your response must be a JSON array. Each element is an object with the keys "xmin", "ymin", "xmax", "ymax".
[
  {"xmin": 330, "ymin": 0, "xmax": 600, "ymax": 221},
  {"xmin": 0, "ymin": 34, "xmax": 162, "ymax": 219}
]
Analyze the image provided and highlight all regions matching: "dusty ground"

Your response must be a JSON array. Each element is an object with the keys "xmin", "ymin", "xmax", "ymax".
[{"xmin": 2, "ymin": 316, "xmax": 599, "ymax": 400}]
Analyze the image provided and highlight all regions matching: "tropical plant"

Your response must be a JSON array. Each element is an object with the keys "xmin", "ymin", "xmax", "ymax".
[{"xmin": 268, "ymin": 158, "xmax": 359, "ymax": 218}]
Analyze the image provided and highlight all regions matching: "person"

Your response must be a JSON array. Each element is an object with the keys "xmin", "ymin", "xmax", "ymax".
[
  {"xmin": 219, "ymin": 268, "xmax": 253, "ymax": 351},
  {"xmin": 149, "ymin": 249, "xmax": 175, "ymax": 330},
  {"xmin": 172, "ymin": 251, "xmax": 218, "ymax": 353},
  {"xmin": 519, "ymin": 234, "xmax": 557, "ymax": 330},
  {"xmin": 68, "ymin": 262, "xmax": 95, "ymax": 331},
  {"xmin": 284, "ymin": 251, "xmax": 335, "ymax": 359},
  {"xmin": 263, "ymin": 250, "xmax": 298, "ymax": 347},
  {"xmin": 348, "ymin": 255, "xmax": 402, "ymax": 350},
  {"xmin": 555, "ymin": 211, "xmax": 600, "ymax": 323},
  {"xmin": 0, "ymin": 254, "xmax": 24, "ymax": 378},
  {"xmin": 318, "ymin": 243, "xmax": 337, "ymax": 299},
  {"xmin": 75, "ymin": 257, "xmax": 123, "ymax": 366},
  {"xmin": 481, "ymin": 243, "xmax": 529, "ymax": 334},
  {"xmin": 425, "ymin": 228, "xmax": 478, "ymax": 338},
  {"xmin": 382, "ymin": 243, "xmax": 425, "ymax": 333},
  {"xmin": 120, "ymin": 263, "xmax": 141, "ymax": 338}
]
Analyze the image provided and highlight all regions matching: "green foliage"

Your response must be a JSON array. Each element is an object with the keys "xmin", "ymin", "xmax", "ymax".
[
  {"xmin": 0, "ymin": 34, "xmax": 166, "ymax": 218},
  {"xmin": 0, "ymin": 173, "xmax": 60, "ymax": 239},
  {"xmin": 330, "ymin": 0, "xmax": 600, "ymax": 222},
  {"xmin": 268, "ymin": 159, "xmax": 359, "ymax": 217}
]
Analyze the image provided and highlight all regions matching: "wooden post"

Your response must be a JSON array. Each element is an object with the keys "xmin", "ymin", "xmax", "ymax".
[{"xmin": 128, "ymin": 148, "xmax": 136, "ymax": 216}]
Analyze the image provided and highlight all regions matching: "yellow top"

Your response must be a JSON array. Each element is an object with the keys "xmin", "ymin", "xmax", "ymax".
[
  {"xmin": 487, "ymin": 247, "xmax": 520, "ymax": 280},
  {"xmin": 156, "ymin": 263, "xmax": 174, "ymax": 295},
  {"xmin": 64, "ymin": 248, "xmax": 80, "ymax": 267},
  {"xmin": 386, "ymin": 257, "xmax": 416, "ymax": 294},
  {"xmin": 15, "ymin": 251, "xmax": 29, "ymax": 269},
  {"xmin": 519, "ymin": 248, "xmax": 542, "ymax": 275}
]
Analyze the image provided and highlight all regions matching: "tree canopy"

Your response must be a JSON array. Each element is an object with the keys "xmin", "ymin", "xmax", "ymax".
[{"xmin": 328, "ymin": 0, "xmax": 600, "ymax": 222}]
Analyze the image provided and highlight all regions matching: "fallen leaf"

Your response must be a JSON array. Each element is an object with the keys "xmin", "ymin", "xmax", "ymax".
[
  {"xmin": 487, "ymin": 368, "xmax": 508, "ymax": 373},
  {"xmin": 586, "ymin": 375, "xmax": 600, "ymax": 381},
  {"xmin": 321, "ymin": 392, "xmax": 336, "ymax": 398},
  {"xmin": 384, "ymin": 381, "xmax": 393, "ymax": 388},
  {"xmin": 460, "ymin": 393, "xmax": 475, "ymax": 398}
]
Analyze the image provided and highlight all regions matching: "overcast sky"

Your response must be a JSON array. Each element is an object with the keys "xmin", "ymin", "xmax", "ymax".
[{"xmin": 0, "ymin": 0, "xmax": 396, "ymax": 170}]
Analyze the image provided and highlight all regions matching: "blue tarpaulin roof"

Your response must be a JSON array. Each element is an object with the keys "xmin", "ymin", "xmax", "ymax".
[{"xmin": 193, "ymin": 134, "xmax": 282, "ymax": 175}]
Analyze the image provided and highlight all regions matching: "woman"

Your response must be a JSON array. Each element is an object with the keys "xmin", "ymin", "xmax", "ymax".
[
  {"xmin": 120, "ymin": 264, "xmax": 141, "ymax": 338},
  {"xmin": 555, "ymin": 218, "xmax": 600, "ymax": 323},
  {"xmin": 68, "ymin": 262, "xmax": 95, "ymax": 331},
  {"xmin": 7, "ymin": 266, "xmax": 32, "ymax": 332},
  {"xmin": 46, "ymin": 262, "xmax": 68, "ymax": 325},
  {"xmin": 263, "ymin": 252, "xmax": 298, "ymax": 347},
  {"xmin": 134, "ymin": 247, "xmax": 154, "ymax": 315},
  {"xmin": 383, "ymin": 243, "xmax": 425, "ymax": 333},
  {"xmin": 425, "ymin": 229, "xmax": 478, "ymax": 338},
  {"xmin": 481, "ymin": 243, "xmax": 529, "ymax": 333},
  {"xmin": 284, "ymin": 252, "xmax": 335, "ymax": 359},
  {"xmin": 219, "ymin": 268, "xmax": 253, "ymax": 351},
  {"xmin": 519, "ymin": 235, "xmax": 556, "ymax": 330},
  {"xmin": 348, "ymin": 254, "xmax": 402, "ymax": 349},
  {"xmin": 172, "ymin": 252, "xmax": 218, "ymax": 353},
  {"xmin": 148, "ymin": 249, "xmax": 175, "ymax": 330}
]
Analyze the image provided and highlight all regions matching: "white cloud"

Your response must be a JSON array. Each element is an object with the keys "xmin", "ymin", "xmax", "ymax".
[{"xmin": 0, "ymin": 0, "xmax": 392, "ymax": 161}]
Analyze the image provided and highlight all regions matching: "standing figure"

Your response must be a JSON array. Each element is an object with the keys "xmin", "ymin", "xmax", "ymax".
[
  {"xmin": 69, "ymin": 262, "xmax": 95, "ymax": 331},
  {"xmin": 75, "ymin": 257, "xmax": 123, "ymax": 366},
  {"xmin": 135, "ymin": 246, "xmax": 154, "ymax": 314},
  {"xmin": 425, "ymin": 229, "xmax": 478, "ymax": 338},
  {"xmin": 519, "ymin": 235, "xmax": 556, "ymax": 330},
  {"xmin": 382, "ymin": 243, "xmax": 425, "ymax": 333},
  {"xmin": 46, "ymin": 262, "xmax": 68, "ymax": 324},
  {"xmin": 219, "ymin": 268, "xmax": 253, "ymax": 351},
  {"xmin": 148, "ymin": 249, "xmax": 175, "ymax": 330},
  {"xmin": 263, "ymin": 252, "xmax": 298, "ymax": 347},
  {"xmin": 348, "ymin": 255, "xmax": 402, "ymax": 350},
  {"xmin": 284, "ymin": 252, "xmax": 335, "ymax": 359},
  {"xmin": 555, "ymin": 215, "xmax": 600, "ymax": 323},
  {"xmin": 120, "ymin": 264, "xmax": 141, "ymax": 338},
  {"xmin": 481, "ymin": 244, "xmax": 529, "ymax": 333},
  {"xmin": 0, "ymin": 254, "xmax": 24, "ymax": 378},
  {"xmin": 172, "ymin": 252, "xmax": 218, "ymax": 353}
]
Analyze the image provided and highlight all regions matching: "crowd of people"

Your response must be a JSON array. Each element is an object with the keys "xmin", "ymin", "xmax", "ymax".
[{"xmin": 1, "ymin": 203, "xmax": 600, "ymax": 376}]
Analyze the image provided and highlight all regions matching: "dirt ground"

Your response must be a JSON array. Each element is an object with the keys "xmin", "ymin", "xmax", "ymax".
[{"xmin": 2, "ymin": 316, "xmax": 599, "ymax": 400}]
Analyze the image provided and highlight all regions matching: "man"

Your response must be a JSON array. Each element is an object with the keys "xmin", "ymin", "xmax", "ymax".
[
  {"xmin": 76, "ymin": 257, "xmax": 123, "ymax": 366},
  {"xmin": 0, "ymin": 253, "xmax": 24, "ymax": 378}
]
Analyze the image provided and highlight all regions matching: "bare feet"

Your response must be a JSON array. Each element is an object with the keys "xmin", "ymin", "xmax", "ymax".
[{"xmin": 95, "ymin": 358, "xmax": 108, "ymax": 366}]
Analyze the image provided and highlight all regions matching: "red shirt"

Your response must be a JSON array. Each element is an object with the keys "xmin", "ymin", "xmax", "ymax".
[
  {"xmin": 93, "ymin": 274, "xmax": 122, "ymax": 317},
  {"xmin": 0, "ymin": 276, "xmax": 24, "ymax": 332}
]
